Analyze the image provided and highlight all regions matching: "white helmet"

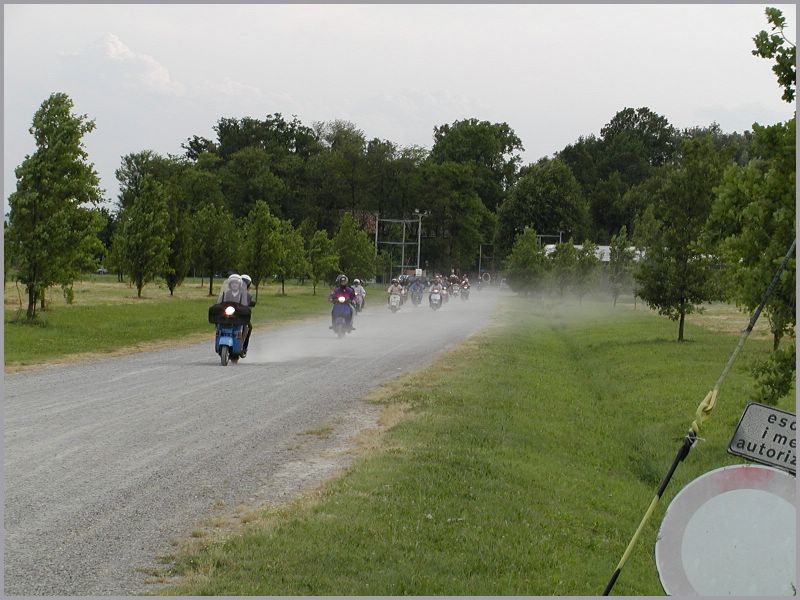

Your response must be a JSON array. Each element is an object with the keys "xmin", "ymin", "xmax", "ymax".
[{"xmin": 241, "ymin": 274, "xmax": 252, "ymax": 288}]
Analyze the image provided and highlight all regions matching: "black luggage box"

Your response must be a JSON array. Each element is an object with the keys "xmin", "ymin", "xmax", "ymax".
[{"xmin": 208, "ymin": 302, "xmax": 251, "ymax": 326}]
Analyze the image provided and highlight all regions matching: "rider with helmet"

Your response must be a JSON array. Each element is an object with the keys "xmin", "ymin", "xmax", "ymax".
[
  {"xmin": 387, "ymin": 277, "xmax": 403, "ymax": 297},
  {"xmin": 352, "ymin": 278, "xmax": 367, "ymax": 311},
  {"xmin": 239, "ymin": 274, "xmax": 256, "ymax": 357},
  {"xmin": 328, "ymin": 274, "xmax": 357, "ymax": 331},
  {"xmin": 218, "ymin": 273, "xmax": 246, "ymax": 304}
]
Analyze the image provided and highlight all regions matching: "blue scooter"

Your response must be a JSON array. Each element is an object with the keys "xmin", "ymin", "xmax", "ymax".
[
  {"xmin": 331, "ymin": 294, "xmax": 354, "ymax": 338},
  {"xmin": 208, "ymin": 302, "xmax": 251, "ymax": 366}
]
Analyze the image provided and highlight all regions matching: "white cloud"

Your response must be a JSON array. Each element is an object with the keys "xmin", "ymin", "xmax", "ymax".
[{"xmin": 101, "ymin": 33, "xmax": 185, "ymax": 96}]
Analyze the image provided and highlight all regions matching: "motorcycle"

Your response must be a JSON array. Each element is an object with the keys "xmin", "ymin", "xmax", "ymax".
[
  {"xmin": 441, "ymin": 287, "xmax": 450, "ymax": 304},
  {"xmin": 461, "ymin": 285, "xmax": 470, "ymax": 301},
  {"xmin": 411, "ymin": 288, "xmax": 423, "ymax": 306},
  {"xmin": 331, "ymin": 294, "xmax": 353, "ymax": 338},
  {"xmin": 450, "ymin": 284, "xmax": 460, "ymax": 298},
  {"xmin": 388, "ymin": 293, "xmax": 401, "ymax": 313},
  {"xmin": 429, "ymin": 290, "xmax": 442, "ymax": 310},
  {"xmin": 354, "ymin": 292, "xmax": 364, "ymax": 313},
  {"xmin": 208, "ymin": 302, "xmax": 251, "ymax": 366}
]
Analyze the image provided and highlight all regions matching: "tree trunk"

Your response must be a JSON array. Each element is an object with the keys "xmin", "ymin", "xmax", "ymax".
[
  {"xmin": 773, "ymin": 331, "xmax": 781, "ymax": 351},
  {"xmin": 27, "ymin": 285, "xmax": 36, "ymax": 320},
  {"xmin": 313, "ymin": 281, "xmax": 316, "ymax": 295},
  {"xmin": 255, "ymin": 284, "xmax": 259, "ymax": 302},
  {"xmin": 281, "ymin": 274, "xmax": 285, "ymax": 296},
  {"xmin": 40, "ymin": 290, "xmax": 46, "ymax": 311},
  {"xmin": 678, "ymin": 307, "xmax": 686, "ymax": 342},
  {"xmin": 208, "ymin": 275, "xmax": 214, "ymax": 297}
]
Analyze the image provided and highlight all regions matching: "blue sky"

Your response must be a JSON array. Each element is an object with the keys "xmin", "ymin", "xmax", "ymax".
[{"xmin": 4, "ymin": 4, "xmax": 795, "ymax": 213}]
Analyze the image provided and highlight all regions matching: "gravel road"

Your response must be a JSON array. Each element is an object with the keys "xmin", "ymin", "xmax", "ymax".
[{"xmin": 4, "ymin": 287, "xmax": 500, "ymax": 595}]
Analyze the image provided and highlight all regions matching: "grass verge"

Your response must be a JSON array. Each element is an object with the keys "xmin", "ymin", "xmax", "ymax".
[
  {"xmin": 4, "ymin": 277, "xmax": 330, "ymax": 367},
  {"xmin": 157, "ymin": 297, "xmax": 792, "ymax": 595}
]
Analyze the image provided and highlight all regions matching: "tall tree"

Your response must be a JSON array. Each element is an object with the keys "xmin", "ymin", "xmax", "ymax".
[
  {"xmin": 430, "ymin": 118, "xmax": 523, "ymax": 212},
  {"xmin": 219, "ymin": 146, "xmax": 287, "ymax": 218},
  {"xmin": 504, "ymin": 228, "xmax": 549, "ymax": 295},
  {"xmin": 496, "ymin": 158, "xmax": 589, "ymax": 258},
  {"xmin": 6, "ymin": 92, "xmax": 103, "ymax": 319},
  {"xmin": 635, "ymin": 135, "xmax": 731, "ymax": 341},
  {"xmin": 193, "ymin": 202, "xmax": 237, "ymax": 296},
  {"xmin": 242, "ymin": 200, "xmax": 281, "ymax": 300},
  {"xmin": 116, "ymin": 176, "xmax": 171, "ymax": 297},
  {"xmin": 708, "ymin": 118, "xmax": 795, "ymax": 350},
  {"xmin": 575, "ymin": 241, "xmax": 601, "ymax": 303},
  {"xmin": 333, "ymin": 212, "xmax": 376, "ymax": 281},
  {"xmin": 411, "ymin": 161, "xmax": 491, "ymax": 273},
  {"xmin": 163, "ymin": 206, "xmax": 192, "ymax": 296},
  {"xmin": 608, "ymin": 225, "xmax": 635, "ymax": 307},
  {"xmin": 548, "ymin": 241, "xmax": 579, "ymax": 297},
  {"xmin": 752, "ymin": 7, "xmax": 796, "ymax": 102},
  {"xmin": 307, "ymin": 230, "xmax": 340, "ymax": 295},
  {"xmin": 273, "ymin": 220, "xmax": 310, "ymax": 295}
]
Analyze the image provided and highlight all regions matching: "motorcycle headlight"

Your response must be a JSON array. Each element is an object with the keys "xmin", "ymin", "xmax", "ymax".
[
  {"xmin": 224, "ymin": 306, "xmax": 236, "ymax": 316},
  {"xmin": 338, "ymin": 296, "xmax": 347, "ymax": 303}
]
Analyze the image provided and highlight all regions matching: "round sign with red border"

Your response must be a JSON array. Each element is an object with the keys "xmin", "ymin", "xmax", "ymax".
[{"xmin": 655, "ymin": 464, "xmax": 795, "ymax": 596}]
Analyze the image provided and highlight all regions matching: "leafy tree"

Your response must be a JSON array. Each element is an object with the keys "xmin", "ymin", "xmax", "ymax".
[
  {"xmin": 273, "ymin": 220, "xmax": 310, "ymax": 295},
  {"xmin": 115, "ymin": 150, "xmax": 174, "ymax": 211},
  {"xmin": 181, "ymin": 158, "xmax": 226, "ymax": 213},
  {"xmin": 193, "ymin": 202, "xmax": 237, "ymax": 296},
  {"xmin": 411, "ymin": 161, "xmax": 491, "ymax": 273},
  {"xmin": 242, "ymin": 200, "xmax": 281, "ymax": 300},
  {"xmin": 608, "ymin": 225, "xmax": 635, "ymax": 306},
  {"xmin": 548, "ymin": 241, "xmax": 579, "ymax": 297},
  {"xmin": 496, "ymin": 158, "xmax": 589, "ymax": 257},
  {"xmin": 163, "ymin": 206, "xmax": 192, "ymax": 296},
  {"xmin": 116, "ymin": 176, "xmax": 171, "ymax": 297},
  {"xmin": 575, "ymin": 241, "xmax": 601, "ymax": 303},
  {"xmin": 307, "ymin": 230, "xmax": 340, "ymax": 295},
  {"xmin": 752, "ymin": 7, "xmax": 796, "ymax": 102},
  {"xmin": 751, "ymin": 344, "xmax": 796, "ymax": 406},
  {"xmin": 504, "ymin": 228, "xmax": 549, "ymax": 295},
  {"xmin": 635, "ymin": 135, "xmax": 731, "ymax": 341},
  {"xmin": 6, "ymin": 92, "xmax": 103, "ymax": 319},
  {"xmin": 708, "ymin": 118, "xmax": 795, "ymax": 350},
  {"xmin": 333, "ymin": 212, "xmax": 376, "ymax": 281},
  {"xmin": 599, "ymin": 107, "xmax": 678, "ymax": 169},
  {"xmin": 219, "ymin": 146, "xmax": 287, "ymax": 218},
  {"xmin": 430, "ymin": 118, "xmax": 523, "ymax": 212}
]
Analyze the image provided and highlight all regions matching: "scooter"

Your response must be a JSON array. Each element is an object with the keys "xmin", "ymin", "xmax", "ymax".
[
  {"xmin": 208, "ymin": 302, "xmax": 251, "ymax": 366},
  {"xmin": 429, "ymin": 291, "xmax": 442, "ymax": 310},
  {"xmin": 411, "ymin": 289, "xmax": 423, "ymax": 306},
  {"xmin": 331, "ymin": 294, "xmax": 354, "ymax": 338},
  {"xmin": 461, "ymin": 285, "xmax": 470, "ymax": 301},
  {"xmin": 389, "ymin": 293, "xmax": 401, "ymax": 313}
]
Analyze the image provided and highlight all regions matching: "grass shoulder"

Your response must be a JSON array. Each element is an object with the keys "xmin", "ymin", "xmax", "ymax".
[
  {"xmin": 4, "ymin": 277, "xmax": 331, "ymax": 368},
  {"xmin": 156, "ymin": 296, "xmax": 790, "ymax": 595}
]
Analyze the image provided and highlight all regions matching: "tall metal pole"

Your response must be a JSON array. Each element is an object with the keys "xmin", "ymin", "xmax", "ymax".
[
  {"xmin": 400, "ymin": 221, "xmax": 406, "ymax": 278},
  {"xmin": 416, "ymin": 213, "xmax": 422, "ymax": 269},
  {"xmin": 478, "ymin": 244, "xmax": 482, "ymax": 275},
  {"xmin": 374, "ymin": 212, "xmax": 379, "ymax": 257}
]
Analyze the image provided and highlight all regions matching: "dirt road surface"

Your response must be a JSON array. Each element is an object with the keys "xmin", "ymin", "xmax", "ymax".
[{"xmin": 4, "ymin": 287, "xmax": 501, "ymax": 595}]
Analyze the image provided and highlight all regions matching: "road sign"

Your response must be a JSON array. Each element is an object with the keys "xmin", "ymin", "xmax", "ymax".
[
  {"xmin": 656, "ymin": 464, "xmax": 796, "ymax": 596},
  {"xmin": 728, "ymin": 402, "xmax": 795, "ymax": 475}
]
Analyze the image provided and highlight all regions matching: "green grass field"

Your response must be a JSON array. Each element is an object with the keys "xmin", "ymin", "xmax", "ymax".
[
  {"xmin": 156, "ymin": 296, "xmax": 792, "ymax": 595},
  {"xmin": 4, "ymin": 276, "xmax": 331, "ymax": 367}
]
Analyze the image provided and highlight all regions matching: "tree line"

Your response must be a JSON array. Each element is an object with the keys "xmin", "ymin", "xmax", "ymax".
[{"xmin": 5, "ymin": 8, "xmax": 794, "ymax": 398}]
